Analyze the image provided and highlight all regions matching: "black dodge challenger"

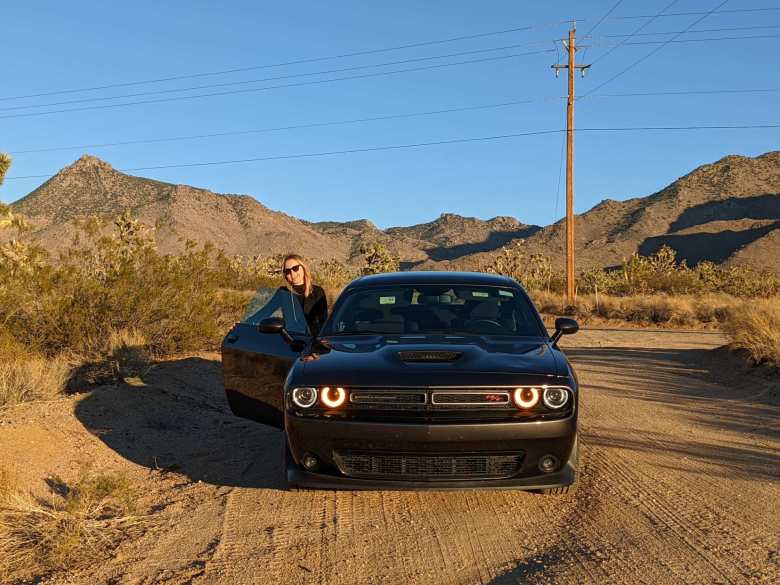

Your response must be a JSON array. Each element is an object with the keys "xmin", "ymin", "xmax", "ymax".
[{"xmin": 222, "ymin": 271, "xmax": 580, "ymax": 492}]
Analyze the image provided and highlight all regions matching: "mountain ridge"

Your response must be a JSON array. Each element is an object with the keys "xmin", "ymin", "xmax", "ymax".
[{"xmin": 9, "ymin": 151, "xmax": 780, "ymax": 272}]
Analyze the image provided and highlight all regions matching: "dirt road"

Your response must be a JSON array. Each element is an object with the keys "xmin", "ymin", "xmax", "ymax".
[{"xmin": 4, "ymin": 330, "xmax": 778, "ymax": 584}]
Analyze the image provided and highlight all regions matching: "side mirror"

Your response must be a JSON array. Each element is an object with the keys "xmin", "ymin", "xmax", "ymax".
[
  {"xmin": 258, "ymin": 317, "xmax": 284, "ymax": 334},
  {"xmin": 550, "ymin": 317, "xmax": 579, "ymax": 347},
  {"xmin": 258, "ymin": 317, "xmax": 294, "ymax": 345}
]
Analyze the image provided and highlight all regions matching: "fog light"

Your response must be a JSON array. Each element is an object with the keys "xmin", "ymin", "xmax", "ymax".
[
  {"xmin": 539, "ymin": 454, "xmax": 559, "ymax": 473},
  {"xmin": 302, "ymin": 454, "xmax": 319, "ymax": 470},
  {"xmin": 291, "ymin": 387, "xmax": 317, "ymax": 408},
  {"xmin": 513, "ymin": 387, "xmax": 540, "ymax": 409},
  {"xmin": 543, "ymin": 387, "xmax": 569, "ymax": 409},
  {"xmin": 321, "ymin": 386, "xmax": 347, "ymax": 408}
]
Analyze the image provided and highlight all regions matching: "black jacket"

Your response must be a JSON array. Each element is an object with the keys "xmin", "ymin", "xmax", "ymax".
[{"xmin": 293, "ymin": 284, "xmax": 328, "ymax": 336}]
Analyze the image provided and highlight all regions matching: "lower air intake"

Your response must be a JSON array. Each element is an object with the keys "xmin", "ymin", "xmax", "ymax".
[{"xmin": 333, "ymin": 451, "xmax": 524, "ymax": 480}]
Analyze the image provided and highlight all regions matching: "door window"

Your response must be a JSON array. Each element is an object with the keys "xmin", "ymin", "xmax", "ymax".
[{"xmin": 242, "ymin": 287, "xmax": 310, "ymax": 335}]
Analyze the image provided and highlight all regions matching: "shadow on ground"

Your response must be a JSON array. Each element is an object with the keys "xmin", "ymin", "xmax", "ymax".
[
  {"xmin": 73, "ymin": 356, "xmax": 285, "ymax": 489},
  {"xmin": 566, "ymin": 345, "xmax": 780, "ymax": 481}
]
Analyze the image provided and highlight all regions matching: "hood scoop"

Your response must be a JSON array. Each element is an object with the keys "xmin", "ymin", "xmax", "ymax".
[{"xmin": 397, "ymin": 350, "xmax": 463, "ymax": 363}]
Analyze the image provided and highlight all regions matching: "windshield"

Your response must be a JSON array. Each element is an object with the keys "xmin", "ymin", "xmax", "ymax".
[
  {"xmin": 323, "ymin": 284, "xmax": 544, "ymax": 337},
  {"xmin": 241, "ymin": 287, "xmax": 310, "ymax": 335}
]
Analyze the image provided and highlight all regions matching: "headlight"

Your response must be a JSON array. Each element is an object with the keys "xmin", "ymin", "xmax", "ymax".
[
  {"xmin": 291, "ymin": 387, "xmax": 317, "ymax": 408},
  {"xmin": 320, "ymin": 386, "xmax": 347, "ymax": 408},
  {"xmin": 543, "ymin": 387, "xmax": 569, "ymax": 409},
  {"xmin": 512, "ymin": 387, "xmax": 540, "ymax": 409}
]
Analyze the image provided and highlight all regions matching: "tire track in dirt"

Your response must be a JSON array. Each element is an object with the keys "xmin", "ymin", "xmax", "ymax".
[
  {"xmin": 120, "ymin": 332, "xmax": 778, "ymax": 585},
  {"xmin": 587, "ymin": 440, "xmax": 778, "ymax": 583}
]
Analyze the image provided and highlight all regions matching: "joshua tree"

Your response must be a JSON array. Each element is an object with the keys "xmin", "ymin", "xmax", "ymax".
[
  {"xmin": 0, "ymin": 154, "xmax": 27, "ymax": 232},
  {"xmin": 0, "ymin": 152, "xmax": 10, "ymax": 185},
  {"xmin": 360, "ymin": 242, "xmax": 399, "ymax": 275}
]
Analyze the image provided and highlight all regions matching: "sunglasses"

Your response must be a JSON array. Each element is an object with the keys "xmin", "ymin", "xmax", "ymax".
[{"xmin": 283, "ymin": 264, "xmax": 302, "ymax": 275}]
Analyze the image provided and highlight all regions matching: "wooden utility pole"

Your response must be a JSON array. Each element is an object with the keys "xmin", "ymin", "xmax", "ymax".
[{"xmin": 552, "ymin": 26, "xmax": 590, "ymax": 305}]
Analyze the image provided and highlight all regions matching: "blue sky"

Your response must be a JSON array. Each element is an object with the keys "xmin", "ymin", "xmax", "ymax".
[{"xmin": 1, "ymin": 1, "xmax": 778, "ymax": 228}]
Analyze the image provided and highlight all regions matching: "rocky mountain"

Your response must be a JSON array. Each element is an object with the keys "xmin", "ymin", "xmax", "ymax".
[
  {"xmin": 450, "ymin": 151, "xmax": 780, "ymax": 273},
  {"xmin": 11, "ymin": 156, "xmax": 352, "ymax": 261},
  {"xmin": 8, "ymin": 151, "xmax": 780, "ymax": 273}
]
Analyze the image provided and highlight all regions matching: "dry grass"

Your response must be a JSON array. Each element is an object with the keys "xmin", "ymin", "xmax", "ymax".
[
  {"xmin": 0, "ymin": 468, "xmax": 142, "ymax": 584},
  {"xmin": 0, "ymin": 329, "xmax": 154, "ymax": 407},
  {"xmin": 0, "ymin": 351, "xmax": 72, "ymax": 408},
  {"xmin": 532, "ymin": 291, "xmax": 742, "ymax": 328},
  {"xmin": 66, "ymin": 328, "xmax": 153, "ymax": 392},
  {"xmin": 723, "ymin": 298, "xmax": 780, "ymax": 367},
  {"xmin": 105, "ymin": 329, "xmax": 151, "ymax": 382}
]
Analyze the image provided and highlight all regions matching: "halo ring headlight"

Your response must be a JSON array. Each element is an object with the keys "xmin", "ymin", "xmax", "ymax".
[
  {"xmin": 543, "ymin": 387, "xmax": 569, "ymax": 409},
  {"xmin": 320, "ymin": 386, "xmax": 347, "ymax": 408},
  {"xmin": 513, "ymin": 387, "xmax": 540, "ymax": 409},
  {"xmin": 291, "ymin": 387, "xmax": 317, "ymax": 408}
]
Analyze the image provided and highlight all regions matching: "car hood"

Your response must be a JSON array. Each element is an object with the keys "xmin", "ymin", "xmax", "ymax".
[{"xmin": 294, "ymin": 334, "xmax": 567, "ymax": 387}]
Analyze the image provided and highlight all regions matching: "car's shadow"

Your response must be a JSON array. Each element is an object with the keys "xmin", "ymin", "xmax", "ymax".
[{"xmin": 73, "ymin": 356, "xmax": 286, "ymax": 489}]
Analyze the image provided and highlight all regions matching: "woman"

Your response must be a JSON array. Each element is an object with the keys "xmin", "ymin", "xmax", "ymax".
[{"xmin": 282, "ymin": 254, "xmax": 328, "ymax": 336}]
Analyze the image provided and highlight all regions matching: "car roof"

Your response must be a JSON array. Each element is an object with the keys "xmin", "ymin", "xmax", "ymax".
[{"xmin": 345, "ymin": 271, "xmax": 519, "ymax": 289}]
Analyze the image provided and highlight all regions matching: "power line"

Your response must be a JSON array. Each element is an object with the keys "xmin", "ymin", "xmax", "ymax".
[
  {"xmin": 2, "ymin": 7, "xmax": 775, "ymax": 104},
  {"xmin": 0, "ymin": 49, "xmax": 555, "ymax": 121},
  {"xmin": 606, "ymin": 6, "xmax": 780, "ymax": 20},
  {"xmin": 0, "ymin": 41, "xmax": 558, "ymax": 113},
  {"xmin": 589, "ymin": 0, "xmax": 681, "ymax": 65},
  {"xmin": 582, "ymin": 0, "xmax": 730, "ymax": 97},
  {"xmin": 599, "ymin": 23, "xmax": 780, "ymax": 38},
  {"xmin": 0, "ymin": 20, "xmax": 573, "ymax": 103},
  {"xmin": 588, "ymin": 32, "xmax": 780, "ymax": 48},
  {"xmin": 6, "ymin": 124, "xmax": 778, "ymax": 181},
  {"xmin": 553, "ymin": 108, "xmax": 567, "ymax": 224},
  {"xmin": 13, "ymin": 86, "xmax": 779, "ymax": 155},
  {"xmin": 8, "ymin": 97, "xmax": 558, "ymax": 155},
  {"xmin": 581, "ymin": 0, "xmax": 626, "ymax": 62},
  {"xmin": 585, "ymin": 87, "xmax": 780, "ymax": 98},
  {"xmin": 2, "ymin": 29, "xmax": 771, "ymax": 122},
  {"xmin": 609, "ymin": 6, "xmax": 780, "ymax": 20},
  {"xmin": 9, "ymin": 87, "xmax": 779, "ymax": 155}
]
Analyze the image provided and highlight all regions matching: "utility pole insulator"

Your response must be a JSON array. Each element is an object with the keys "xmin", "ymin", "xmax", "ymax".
[{"xmin": 552, "ymin": 27, "xmax": 591, "ymax": 306}]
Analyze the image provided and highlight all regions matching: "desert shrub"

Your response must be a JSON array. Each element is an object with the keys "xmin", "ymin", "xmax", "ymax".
[
  {"xmin": 489, "ymin": 243, "xmax": 780, "ymax": 298},
  {"xmin": 0, "ymin": 469, "xmax": 141, "ymax": 584},
  {"xmin": 209, "ymin": 251, "xmax": 283, "ymax": 290},
  {"xmin": 360, "ymin": 242, "xmax": 399, "ymax": 275},
  {"xmin": 531, "ymin": 292, "xmax": 743, "ymax": 328},
  {"xmin": 315, "ymin": 258, "xmax": 358, "ymax": 288},
  {"xmin": 0, "ymin": 215, "xmax": 237, "ymax": 357},
  {"xmin": 485, "ymin": 240, "xmax": 564, "ymax": 293},
  {"xmin": 723, "ymin": 299, "xmax": 780, "ymax": 367}
]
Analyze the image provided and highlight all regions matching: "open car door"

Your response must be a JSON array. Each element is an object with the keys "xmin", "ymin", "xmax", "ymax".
[{"xmin": 222, "ymin": 287, "xmax": 310, "ymax": 428}]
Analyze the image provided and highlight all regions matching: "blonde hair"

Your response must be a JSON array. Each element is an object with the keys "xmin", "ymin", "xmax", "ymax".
[{"xmin": 282, "ymin": 253, "xmax": 313, "ymax": 297}]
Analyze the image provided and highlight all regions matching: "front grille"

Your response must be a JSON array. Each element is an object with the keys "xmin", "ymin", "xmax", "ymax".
[
  {"xmin": 333, "ymin": 451, "xmax": 524, "ymax": 480},
  {"xmin": 431, "ymin": 392, "xmax": 510, "ymax": 406},
  {"xmin": 350, "ymin": 391, "xmax": 427, "ymax": 409}
]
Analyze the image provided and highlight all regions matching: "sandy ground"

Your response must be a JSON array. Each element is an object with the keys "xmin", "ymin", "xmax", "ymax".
[{"xmin": 1, "ymin": 329, "xmax": 778, "ymax": 585}]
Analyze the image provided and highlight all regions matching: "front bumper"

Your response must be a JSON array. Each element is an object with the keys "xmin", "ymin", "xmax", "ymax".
[{"xmin": 285, "ymin": 414, "xmax": 577, "ymax": 490}]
